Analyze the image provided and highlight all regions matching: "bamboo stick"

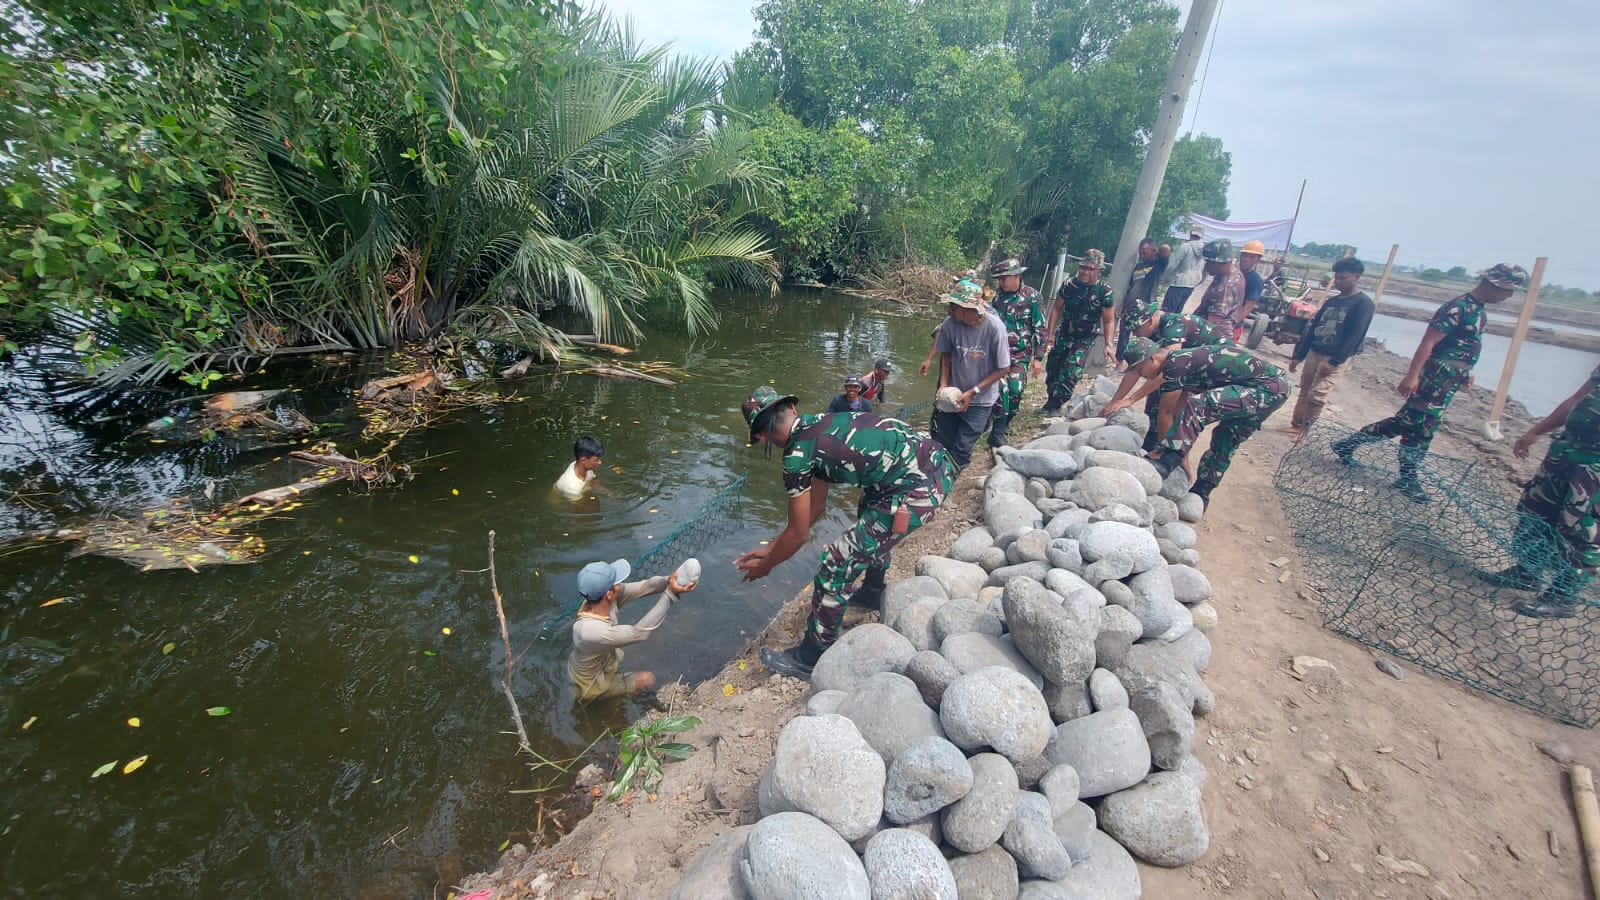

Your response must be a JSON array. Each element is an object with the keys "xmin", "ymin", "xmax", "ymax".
[
  {"xmin": 1484, "ymin": 256, "xmax": 1547, "ymax": 440},
  {"xmin": 1370, "ymin": 244, "xmax": 1399, "ymax": 310},
  {"xmin": 1569, "ymin": 765, "xmax": 1600, "ymax": 898},
  {"xmin": 488, "ymin": 530, "xmax": 533, "ymax": 754}
]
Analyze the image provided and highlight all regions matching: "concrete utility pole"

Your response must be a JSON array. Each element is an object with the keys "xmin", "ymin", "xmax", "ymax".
[{"xmin": 1105, "ymin": 0, "xmax": 1222, "ymax": 324}]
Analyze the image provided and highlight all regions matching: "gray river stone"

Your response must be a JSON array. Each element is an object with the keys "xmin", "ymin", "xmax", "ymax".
[
  {"xmin": 1067, "ymin": 467, "xmax": 1146, "ymax": 511},
  {"xmin": 1156, "ymin": 538, "xmax": 1182, "ymax": 565},
  {"xmin": 1035, "ymin": 497, "xmax": 1071, "ymax": 519},
  {"xmin": 940, "ymin": 666, "xmax": 1053, "ymax": 761},
  {"xmin": 932, "ymin": 597, "xmax": 1005, "ymax": 645},
  {"xmin": 905, "ymin": 649, "xmax": 962, "ymax": 709},
  {"xmin": 863, "ymin": 829, "xmax": 958, "ymax": 900},
  {"xmin": 1078, "ymin": 522, "xmax": 1163, "ymax": 574},
  {"xmin": 1003, "ymin": 577, "xmax": 1095, "ymax": 688},
  {"xmin": 1014, "ymin": 528, "xmax": 1052, "ymax": 563},
  {"xmin": 978, "ymin": 546, "xmax": 1010, "ymax": 572},
  {"xmin": 806, "ymin": 690, "xmax": 847, "ymax": 716},
  {"xmin": 1013, "ymin": 753, "xmax": 1052, "ymax": 791},
  {"xmin": 893, "ymin": 593, "xmax": 948, "ymax": 651},
  {"xmin": 1176, "ymin": 491, "xmax": 1205, "ymax": 522},
  {"xmin": 1124, "ymin": 567, "xmax": 1184, "ymax": 640},
  {"xmin": 1088, "ymin": 667, "xmax": 1129, "ymax": 712},
  {"xmin": 1105, "ymin": 408, "xmax": 1151, "ymax": 441},
  {"xmin": 838, "ymin": 672, "xmax": 946, "ymax": 763},
  {"xmin": 1066, "ymin": 417, "xmax": 1106, "ymax": 434},
  {"xmin": 1190, "ymin": 601, "xmax": 1218, "ymax": 634},
  {"xmin": 1086, "ymin": 502, "xmax": 1143, "ymax": 528},
  {"xmin": 741, "ymin": 812, "xmax": 870, "ymax": 900},
  {"xmin": 1023, "ymin": 433, "xmax": 1077, "ymax": 454},
  {"xmin": 941, "ymin": 753, "xmax": 1020, "ymax": 854},
  {"xmin": 770, "ymin": 715, "xmax": 885, "ymax": 840},
  {"xmin": 941, "ymin": 633, "xmax": 1045, "ymax": 689},
  {"xmin": 1179, "ymin": 753, "xmax": 1207, "ymax": 791},
  {"xmin": 1083, "ymin": 450, "xmax": 1162, "ymax": 495},
  {"xmin": 1178, "ymin": 548, "xmax": 1201, "ymax": 567},
  {"xmin": 1003, "ymin": 791, "xmax": 1074, "ymax": 881},
  {"xmin": 1045, "ymin": 708, "xmax": 1151, "ymax": 798},
  {"xmin": 1052, "ymin": 802, "xmax": 1098, "ymax": 864},
  {"xmin": 985, "ymin": 467, "xmax": 1026, "ymax": 498},
  {"xmin": 1167, "ymin": 564, "xmax": 1212, "ymax": 606},
  {"xmin": 670, "ymin": 825, "xmax": 753, "ymax": 900},
  {"xmin": 1045, "ymin": 507, "xmax": 1092, "ymax": 540},
  {"xmin": 916, "ymin": 556, "xmax": 990, "ymax": 600},
  {"xmin": 986, "ymin": 493, "xmax": 1044, "ymax": 537},
  {"xmin": 884, "ymin": 576, "xmax": 948, "ymax": 632},
  {"xmin": 1024, "ymin": 477, "xmax": 1053, "ymax": 508},
  {"xmin": 811, "ymin": 624, "xmax": 916, "ymax": 694},
  {"xmin": 1156, "ymin": 521, "xmax": 1198, "ymax": 549},
  {"xmin": 948, "ymin": 846, "xmax": 1020, "ymax": 900},
  {"xmin": 1038, "ymin": 765, "xmax": 1081, "ymax": 819},
  {"xmin": 1043, "ymin": 679, "xmax": 1092, "ymax": 724},
  {"xmin": 1167, "ymin": 628, "xmax": 1213, "ymax": 673},
  {"xmin": 1082, "ymin": 425, "xmax": 1143, "ymax": 455},
  {"xmin": 1115, "ymin": 644, "xmax": 1213, "ymax": 769},
  {"xmin": 1158, "ymin": 468, "xmax": 1192, "ymax": 501},
  {"xmin": 1045, "ymin": 568, "xmax": 1103, "ymax": 607},
  {"xmin": 883, "ymin": 736, "xmax": 973, "ymax": 824},
  {"xmin": 757, "ymin": 763, "xmax": 798, "ymax": 817},
  {"xmin": 1045, "ymin": 538, "xmax": 1082, "ymax": 573},
  {"xmin": 1095, "ymin": 601, "xmax": 1143, "ymax": 670},
  {"xmin": 949, "ymin": 526, "xmax": 997, "ymax": 564},
  {"xmin": 1148, "ymin": 495, "xmax": 1179, "ymax": 526},
  {"xmin": 1021, "ymin": 828, "xmax": 1140, "ymax": 900},
  {"xmin": 998, "ymin": 446, "xmax": 1080, "ymax": 481},
  {"xmin": 986, "ymin": 560, "xmax": 1051, "ymax": 588},
  {"xmin": 1097, "ymin": 771, "xmax": 1210, "ymax": 867}
]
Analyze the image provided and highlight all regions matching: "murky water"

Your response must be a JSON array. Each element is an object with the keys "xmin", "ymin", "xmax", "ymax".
[{"xmin": 0, "ymin": 290, "xmax": 940, "ymax": 897}]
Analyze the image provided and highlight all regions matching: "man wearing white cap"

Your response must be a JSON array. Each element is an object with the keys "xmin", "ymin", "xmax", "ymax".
[{"xmin": 568, "ymin": 558, "xmax": 698, "ymax": 701}]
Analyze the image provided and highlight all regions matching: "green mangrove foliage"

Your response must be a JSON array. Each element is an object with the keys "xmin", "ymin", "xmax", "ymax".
[{"xmin": 1, "ymin": 1, "xmax": 776, "ymax": 385}]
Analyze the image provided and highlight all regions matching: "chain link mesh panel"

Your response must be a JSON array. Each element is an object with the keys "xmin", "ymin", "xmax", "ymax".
[{"xmin": 1275, "ymin": 425, "xmax": 1600, "ymax": 726}]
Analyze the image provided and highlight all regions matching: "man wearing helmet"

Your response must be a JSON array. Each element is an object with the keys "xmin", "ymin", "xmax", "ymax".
[
  {"xmin": 1235, "ymin": 239, "xmax": 1268, "ymax": 343},
  {"xmin": 734, "ymin": 388, "xmax": 956, "ymax": 679}
]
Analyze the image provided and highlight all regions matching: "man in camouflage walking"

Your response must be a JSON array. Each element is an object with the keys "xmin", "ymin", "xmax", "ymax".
[
  {"xmin": 1104, "ymin": 337, "xmax": 1289, "ymax": 507},
  {"xmin": 1107, "ymin": 298, "xmax": 1235, "ymax": 451},
  {"xmin": 1333, "ymin": 263, "xmax": 1527, "ymax": 502},
  {"xmin": 734, "ymin": 387, "xmax": 956, "ymax": 679},
  {"xmin": 1480, "ymin": 366, "xmax": 1600, "ymax": 618},
  {"xmin": 985, "ymin": 256, "xmax": 1046, "ymax": 450},
  {"xmin": 1041, "ymin": 249, "xmax": 1114, "ymax": 415}
]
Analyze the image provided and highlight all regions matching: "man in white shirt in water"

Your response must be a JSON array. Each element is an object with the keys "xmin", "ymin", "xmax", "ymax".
[{"xmin": 554, "ymin": 435, "xmax": 605, "ymax": 499}]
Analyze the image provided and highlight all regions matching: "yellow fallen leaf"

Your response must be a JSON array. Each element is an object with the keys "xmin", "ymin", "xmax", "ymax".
[
  {"xmin": 441, "ymin": 627, "xmax": 452, "ymax": 636},
  {"xmin": 127, "ymin": 717, "xmax": 141, "ymax": 728},
  {"xmin": 22, "ymin": 716, "xmax": 37, "ymax": 731},
  {"xmin": 600, "ymin": 415, "xmax": 609, "ymax": 421},
  {"xmin": 91, "ymin": 761, "xmax": 117, "ymax": 779},
  {"xmin": 39, "ymin": 597, "xmax": 67, "ymax": 607},
  {"xmin": 451, "ymin": 488, "xmax": 459, "ymax": 496},
  {"xmin": 648, "ymin": 507, "xmax": 660, "ymax": 514},
  {"xmin": 161, "ymin": 642, "xmax": 176, "ymax": 655},
  {"xmin": 632, "ymin": 420, "xmax": 642, "ymax": 425},
  {"xmin": 610, "ymin": 465, "xmax": 623, "ymax": 474},
  {"xmin": 723, "ymin": 683, "xmax": 736, "ymax": 696},
  {"xmin": 122, "ymin": 755, "xmax": 148, "ymax": 774},
  {"xmin": 408, "ymin": 554, "xmax": 420, "ymax": 564},
  {"xmin": 737, "ymin": 660, "xmax": 748, "ymax": 671}
]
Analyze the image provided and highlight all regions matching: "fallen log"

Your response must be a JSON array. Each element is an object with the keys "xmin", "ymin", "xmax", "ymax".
[{"xmin": 580, "ymin": 364, "xmax": 676, "ymax": 386}]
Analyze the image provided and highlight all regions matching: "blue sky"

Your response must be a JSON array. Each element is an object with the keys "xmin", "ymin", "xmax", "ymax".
[{"xmin": 594, "ymin": 0, "xmax": 1600, "ymax": 290}]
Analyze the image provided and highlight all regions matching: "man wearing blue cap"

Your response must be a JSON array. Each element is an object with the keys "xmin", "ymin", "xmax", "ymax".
[{"xmin": 568, "ymin": 558, "xmax": 698, "ymax": 701}]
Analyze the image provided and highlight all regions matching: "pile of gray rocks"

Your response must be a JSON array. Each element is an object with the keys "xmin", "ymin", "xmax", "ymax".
[{"xmin": 674, "ymin": 405, "xmax": 1219, "ymax": 900}]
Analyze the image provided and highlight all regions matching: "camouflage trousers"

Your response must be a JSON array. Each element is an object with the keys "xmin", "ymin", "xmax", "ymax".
[
  {"xmin": 1044, "ymin": 334, "xmax": 1097, "ymax": 408},
  {"xmin": 807, "ymin": 444, "xmax": 956, "ymax": 646},
  {"xmin": 1512, "ymin": 439, "xmax": 1600, "ymax": 588},
  {"xmin": 1357, "ymin": 358, "xmax": 1470, "ymax": 454},
  {"xmin": 987, "ymin": 369, "xmax": 1028, "ymax": 448},
  {"xmin": 1159, "ymin": 376, "xmax": 1289, "ymax": 489}
]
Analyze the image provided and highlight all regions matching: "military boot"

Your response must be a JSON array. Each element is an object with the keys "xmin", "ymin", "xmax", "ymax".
[
  {"xmin": 760, "ymin": 631, "xmax": 828, "ymax": 680},
  {"xmin": 849, "ymin": 567, "xmax": 887, "ymax": 612}
]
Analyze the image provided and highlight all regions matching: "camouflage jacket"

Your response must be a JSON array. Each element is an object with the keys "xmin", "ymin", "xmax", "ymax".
[
  {"xmin": 1557, "ymin": 364, "xmax": 1600, "ymax": 456},
  {"xmin": 1154, "ymin": 313, "xmax": 1233, "ymax": 350},
  {"xmin": 1159, "ymin": 346, "xmax": 1285, "ymax": 395},
  {"xmin": 782, "ymin": 413, "xmax": 936, "ymax": 497},
  {"xmin": 991, "ymin": 285, "xmax": 1046, "ymax": 366},
  {"xmin": 1428, "ymin": 293, "xmax": 1487, "ymax": 366},
  {"xmin": 1051, "ymin": 278, "xmax": 1113, "ymax": 338}
]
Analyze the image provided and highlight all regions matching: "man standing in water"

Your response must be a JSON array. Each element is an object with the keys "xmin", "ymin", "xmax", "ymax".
[
  {"xmin": 734, "ymin": 387, "xmax": 956, "ymax": 680},
  {"xmin": 985, "ymin": 256, "xmax": 1046, "ymax": 452},
  {"xmin": 1040, "ymin": 249, "xmax": 1114, "ymax": 415},
  {"xmin": 1333, "ymin": 263, "xmax": 1527, "ymax": 502},
  {"xmin": 568, "ymin": 559, "xmax": 699, "ymax": 701}
]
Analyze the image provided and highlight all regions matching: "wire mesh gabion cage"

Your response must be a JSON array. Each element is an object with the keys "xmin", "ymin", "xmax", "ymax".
[{"xmin": 1274, "ymin": 424, "xmax": 1600, "ymax": 726}]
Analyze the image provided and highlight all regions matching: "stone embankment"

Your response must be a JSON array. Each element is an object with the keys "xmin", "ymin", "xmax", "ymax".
[{"xmin": 672, "ymin": 384, "xmax": 1219, "ymax": 899}]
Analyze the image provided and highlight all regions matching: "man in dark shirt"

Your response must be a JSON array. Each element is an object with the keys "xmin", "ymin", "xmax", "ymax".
[
  {"xmin": 1118, "ymin": 239, "xmax": 1168, "ymax": 361},
  {"xmin": 1236, "ymin": 240, "xmax": 1268, "ymax": 342},
  {"xmin": 826, "ymin": 376, "xmax": 873, "ymax": 414},
  {"xmin": 1286, "ymin": 256, "xmax": 1375, "ymax": 437},
  {"xmin": 1333, "ymin": 262, "xmax": 1527, "ymax": 502}
]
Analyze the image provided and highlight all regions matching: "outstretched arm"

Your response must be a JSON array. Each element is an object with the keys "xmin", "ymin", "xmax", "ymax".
[
  {"xmin": 1514, "ymin": 382, "xmax": 1590, "ymax": 457},
  {"xmin": 734, "ymin": 483, "xmax": 831, "ymax": 580}
]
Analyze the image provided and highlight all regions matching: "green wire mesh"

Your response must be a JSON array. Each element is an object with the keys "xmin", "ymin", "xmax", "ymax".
[
  {"xmin": 1275, "ymin": 425, "xmax": 1600, "ymax": 726},
  {"xmin": 892, "ymin": 398, "xmax": 933, "ymax": 428},
  {"xmin": 537, "ymin": 474, "xmax": 747, "ymax": 640}
]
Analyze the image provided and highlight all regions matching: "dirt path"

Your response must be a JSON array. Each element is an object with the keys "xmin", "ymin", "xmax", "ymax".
[{"xmin": 464, "ymin": 337, "xmax": 1600, "ymax": 900}]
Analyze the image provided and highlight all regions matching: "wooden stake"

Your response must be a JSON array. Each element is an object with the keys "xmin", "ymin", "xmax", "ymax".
[
  {"xmin": 488, "ymin": 530, "xmax": 532, "ymax": 753},
  {"xmin": 1569, "ymin": 765, "xmax": 1600, "ymax": 898},
  {"xmin": 1370, "ymin": 244, "xmax": 1399, "ymax": 311},
  {"xmin": 1484, "ymin": 256, "xmax": 1547, "ymax": 440}
]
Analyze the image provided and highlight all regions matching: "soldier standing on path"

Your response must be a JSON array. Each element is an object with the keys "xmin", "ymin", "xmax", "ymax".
[
  {"xmin": 1479, "ymin": 366, "xmax": 1600, "ymax": 619},
  {"xmin": 734, "ymin": 388, "xmax": 957, "ymax": 679},
  {"xmin": 1332, "ymin": 263, "xmax": 1528, "ymax": 503},
  {"xmin": 1040, "ymin": 249, "xmax": 1114, "ymax": 416},
  {"xmin": 984, "ymin": 257, "xmax": 1046, "ymax": 451},
  {"xmin": 1193, "ymin": 239, "xmax": 1249, "ymax": 338},
  {"xmin": 1107, "ymin": 299, "xmax": 1235, "ymax": 452},
  {"xmin": 1103, "ymin": 338, "xmax": 1289, "ymax": 508}
]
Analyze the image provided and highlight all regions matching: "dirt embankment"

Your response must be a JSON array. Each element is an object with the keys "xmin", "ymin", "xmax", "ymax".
[{"xmin": 462, "ymin": 338, "xmax": 1600, "ymax": 900}]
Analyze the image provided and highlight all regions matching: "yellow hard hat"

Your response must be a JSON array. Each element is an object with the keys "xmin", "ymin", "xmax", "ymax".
[{"xmin": 1240, "ymin": 239, "xmax": 1266, "ymax": 257}]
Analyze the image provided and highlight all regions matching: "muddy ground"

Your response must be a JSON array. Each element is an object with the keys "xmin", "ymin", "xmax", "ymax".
[{"xmin": 461, "ymin": 333, "xmax": 1600, "ymax": 900}]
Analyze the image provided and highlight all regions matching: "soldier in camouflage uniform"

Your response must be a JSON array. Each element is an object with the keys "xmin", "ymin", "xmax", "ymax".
[
  {"xmin": 735, "ymin": 387, "xmax": 956, "ymax": 679},
  {"xmin": 985, "ymin": 257, "xmax": 1046, "ymax": 449},
  {"xmin": 1333, "ymin": 263, "xmax": 1528, "ymax": 502},
  {"xmin": 1480, "ymin": 366, "xmax": 1600, "ymax": 618},
  {"xmin": 1109, "ymin": 337, "xmax": 1289, "ymax": 506},
  {"xmin": 1106, "ymin": 299, "xmax": 1236, "ymax": 451},
  {"xmin": 1041, "ymin": 249, "xmax": 1115, "ymax": 414}
]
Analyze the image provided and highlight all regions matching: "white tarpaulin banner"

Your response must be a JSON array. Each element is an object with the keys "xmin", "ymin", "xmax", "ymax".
[{"xmin": 1169, "ymin": 214, "xmax": 1296, "ymax": 251}]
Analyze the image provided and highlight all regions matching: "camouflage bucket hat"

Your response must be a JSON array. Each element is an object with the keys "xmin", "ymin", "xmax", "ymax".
[
  {"xmin": 990, "ymin": 257, "xmax": 1028, "ymax": 277},
  {"xmin": 1122, "ymin": 336, "xmax": 1160, "ymax": 365},
  {"xmin": 1479, "ymin": 263, "xmax": 1528, "ymax": 290},
  {"xmin": 1202, "ymin": 238, "xmax": 1237, "ymax": 262},
  {"xmin": 1137, "ymin": 298, "xmax": 1162, "ymax": 326},
  {"xmin": 742, "ymin": 386, "xmax": 797, "ymax": 440},
  {"xmin": 944, "ymin": 278, "xmax": 987, "ymax": 310},
  {"xmin": 1079, "ymin": 249, "xmax": 1106, "ymax": 270}
]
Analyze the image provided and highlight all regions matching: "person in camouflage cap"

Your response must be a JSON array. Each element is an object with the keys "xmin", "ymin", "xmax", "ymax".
[
  {"xmin": 1193, "ymin": 239, "xmax": 1251, "ymax": 339},
  {"xmin": 1040, "ymin": 249, "xmax": 1114, "ymax": 415},
  {"xmin": 1105, "ymin": 338, "xmax": 1288, "ymax": 506},
  {"xmin": 734, "ymin": 386, "xmax": 956, "ymax": 679},
  {"xmin": 984, "ymin": 256, "xmax": 1046, "ymax": 450},
  {"xmin": 1333, "ymin": 262, "xmax": 1527, "ymax": 502},
  {"xmin": 1106, "ymin": 298, "xmax": 1235, "ymax": 451},
  {"xmin": 1478, "ymin": 366, "xmax": 1600, "ymax": 618}
]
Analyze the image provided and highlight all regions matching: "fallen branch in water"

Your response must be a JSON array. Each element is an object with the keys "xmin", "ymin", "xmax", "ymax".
[
  {"xmin": 488, "ymin": 530, "xmax": 533, "ymax": 754},
  {"xmin": 576, "ymin": 363, "xmax": 676, "ymax": 386}
]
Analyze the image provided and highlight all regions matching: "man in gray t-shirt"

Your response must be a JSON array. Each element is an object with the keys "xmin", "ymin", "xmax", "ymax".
[{"xmin": 931, "ymin": 278, "xmax": 1011, "ymax": 467}]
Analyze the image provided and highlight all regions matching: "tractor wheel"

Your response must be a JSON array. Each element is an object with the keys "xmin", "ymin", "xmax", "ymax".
[{"xmin": 1245, "ymin": 313, "xmax": 1270, "ymax": 349}]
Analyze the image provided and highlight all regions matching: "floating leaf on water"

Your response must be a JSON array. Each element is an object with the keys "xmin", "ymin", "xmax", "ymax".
[
  {"xmin": 441, "ymin": 627, "xmax": 452, "ymax": 636},
  {"xmin": 91, "ymin": 761, "xmax": 117, "ymax": 779},
  {"xmin": 600, "ymin": 415, "xmax": 609, "ymax": 421},
  {"xmin": 22, "ymin": 716, "xmax": 37, "ymax": 731},
  {"xmin": 610, "ymin": 465, "xmax": 623, "ymax": 474},
  {"xmin": 127, "ymin": 717, "xmax": 141, "ymax": 728},
  {"xmin": 451, "ymin": 489, "xmax": 459, "ymax": 496},
  {"xmin": 303, "ymin": 550, "xmax": 312, "ymax": 555},
  {"xmin": 39, "ymin": 597, "xmax": 68, "ymax": 607},
  {"xmin": 497, "ymin": 839, "xmax": 511, "ymax": 852},
  {"xmin": 161, "ymin": 642, "xmax": 176, "ymax": 655},
  {"xmin": 122, "ymin": 755, "xmax": 148, "ymax": 774},
  {"xmin": 670, "ymin": 450, "xmax": 679, "ymax": 454},
  {"xmin": 648, "ymin": 507, "xmax": 659, "ymax": 514},
  {"xmin": 205, "ymin": 706, "xmax": 231, "ymax": 717},
  {"xmin": 371, "ymin": 777, "xmax": 382, "ymax": 784},
  {"xmin": 632, "ymin": 420, "xmax": 641, "ymax": 425},
  {"xmin": 423, "ymin": 650, "xmax": 437, "ymax": 657},
  {"xmin": 407, "ymin": 555, "xmax": 420, "ymax": 564},
  {"xmin": 759, "ymin": 540, "xmax": 770, "ymax": 546}
]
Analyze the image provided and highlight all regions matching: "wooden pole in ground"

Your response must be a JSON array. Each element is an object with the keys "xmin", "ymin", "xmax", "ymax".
[
  {"xmin": 1569, "ymin": 765, "xmax": 1600, "ymax": 898},
  {"xmin": 1370, "ymin": 244, "xmax": 1399, "ymax": 311},
  {"xmin": 1484, "ymin": 256, "xmax": 1547, "ymax": 441}
]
